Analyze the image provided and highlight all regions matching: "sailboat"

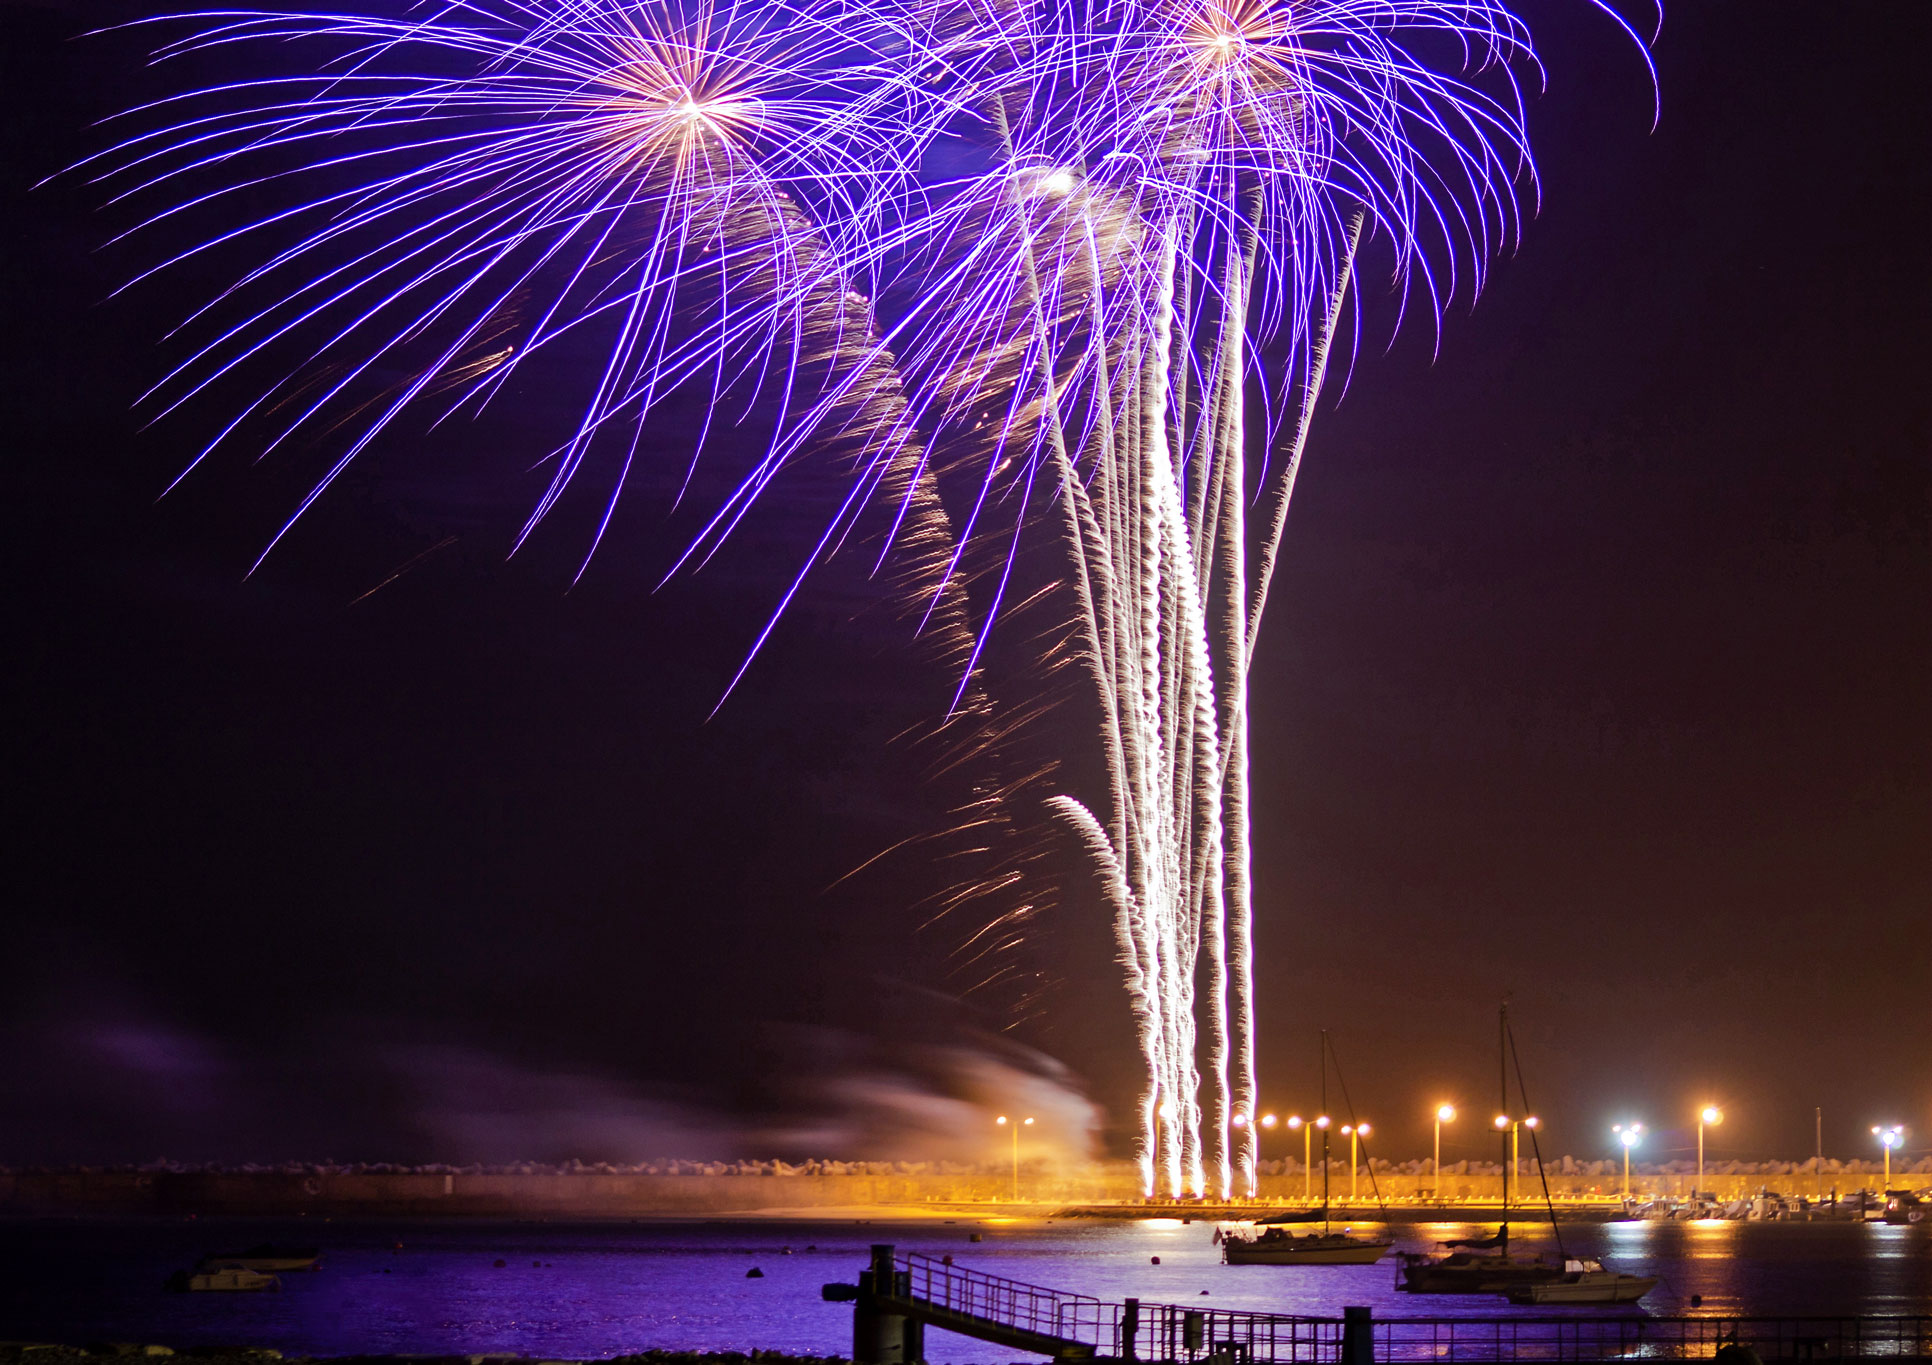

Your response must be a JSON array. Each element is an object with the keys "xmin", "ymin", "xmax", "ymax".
[
  {"xmin": 1396, "ymin": 1005, "xmax": 1569, "ymax": 1295},
  {"xmin": 1222, "ymin": 1033, "xmax": 1394, "ymax": 1266}
]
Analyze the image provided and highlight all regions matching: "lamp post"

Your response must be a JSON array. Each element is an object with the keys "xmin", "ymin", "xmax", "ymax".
[
  {"xmin": 1338, "ymin": 1123, "xmax": 1371, "ymax": 1204},
  {"xmin": 1314, "ymin": 1115, "xmax": 1331, "ymax": 1204},
  {"xmin": 1613, "ymin": 1123, "xmax": 1643, "ymax": 1202},
  {"xmin": 1432, "ymin": 1105, "xmax": 1456, "ymax": 1203},
  {"xmin": 995, "ymin": 1115, "xmax": 1033, "ymax": 1202},
  {"xmin": 1286, "ymin": 1115, "xmax": 1307, "ymax": 1203},
  {"xmin": 1494, "ymin": 1114, "xmax": 1511, "ymax": 1206},
  {"xmin": 1874, "ymin": 1125, "xmax": 1904, "ymax": 1191},
  {"xmin": 1698, "ymin": 1106, "xmax": 1722, "ymax": 1201},
  {"xmin": 1490, "ymin": 1115, "xmax": 1540, "ymax": 1210}
]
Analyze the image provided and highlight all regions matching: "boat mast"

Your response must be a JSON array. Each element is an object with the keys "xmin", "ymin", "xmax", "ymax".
[
  {"xmin": 1500, "ymin": 1003, "xmax": 1510, "ymax": 1242},
  {"xmin": 1320, "ymin": 1030, "xmax": 1331, "ymax": 1232}
]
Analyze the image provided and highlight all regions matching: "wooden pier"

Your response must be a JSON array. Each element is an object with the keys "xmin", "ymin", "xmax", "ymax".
[{"xmin": 822, "ymin": 1244, "xmax": 1932, "ymax": 1364}]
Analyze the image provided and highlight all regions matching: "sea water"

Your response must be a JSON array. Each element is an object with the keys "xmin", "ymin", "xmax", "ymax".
[{"xmin": 0, "ymin": 1216, "xmax": 1926, "ymax": 1359}]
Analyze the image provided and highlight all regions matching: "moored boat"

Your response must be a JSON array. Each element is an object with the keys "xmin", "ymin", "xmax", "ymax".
[
  {"xmin": 1397, "ymin": 1240, "xmax": 1565, "ymax": 1294},
  {"xmin": 1505, "ymin": 1259, "xmax": 1657, "ymax": 1304},
  {"xmin": 1883, "ymin": 1191, "xmax": 1927, "ymax": 1226},
  {"xmin": 198, "ymin": 1244, "xmax": 321, "ymax": 1273},
  {"xmin": 168, "ymin": 1267, "xmax": 282, "ymax": 1292},
  {"xmin": 1398, "ymin": 1005, "xmax": 1637, "ymax": 1300},
  {"xmin": 1223, "ymin": 1031, "xmax": 1392, "ymax": 1268},
  {"xmin": 1223, "ymin": 1227, "xmax": 1393, "ymax": 1265}
]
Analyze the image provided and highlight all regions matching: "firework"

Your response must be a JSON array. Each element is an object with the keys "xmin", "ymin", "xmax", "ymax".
[{"xmin": 80, "ymin": 0, "xmax": 1652, "ymax": 1195}]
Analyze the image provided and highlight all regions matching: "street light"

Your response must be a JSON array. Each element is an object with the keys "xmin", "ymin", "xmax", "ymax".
[
  {"xmin": 1613, "ymin": 1123, "xmax": 1643, "ymax": 1202},
  {"xmin": 1314, "ymin": 1115, "xmax": 1331, "ymax": 1204},
  {"xmin": 1492, "ymin": 1114, "xmax": 1539, "ymax": 1208},
  {"xmin": 1698, "ymin": 1106, "xmax": 1723, "ymax": 1201},
  {"xmin": 995, "ymin": 1115, "xmax": 1034, "ymax": 1202},
  {"xmin": 1874, "ymin": 1125, "xmax": 1904, "ymax": 1191},
  {"xmin": 1433, "ymin": 1105, "xmax": 1456, "ymax": 1202},
  {"xmin": 1339, "ymin": 1122, "xmax": 1371, "ymax": 1204}
]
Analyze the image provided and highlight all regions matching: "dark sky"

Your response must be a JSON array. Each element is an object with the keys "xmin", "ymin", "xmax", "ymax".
[{"xmin": 4, "ymin": 0, "xmax": 1928, "ymax": 1173}]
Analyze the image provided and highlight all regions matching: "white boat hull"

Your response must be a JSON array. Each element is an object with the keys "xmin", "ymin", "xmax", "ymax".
[{"xmin": 1507, "ymin": 1273, "xmax": 1657, "ymax": 1304}]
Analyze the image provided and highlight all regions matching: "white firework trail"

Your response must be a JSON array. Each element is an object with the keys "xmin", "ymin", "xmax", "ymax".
[{"xmin": 74, "ymin": 0, "xmax": 1653, "ymax": 1198}]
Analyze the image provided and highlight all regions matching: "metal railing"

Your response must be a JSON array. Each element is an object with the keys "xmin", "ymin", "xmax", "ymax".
[
  {"xmin": 896, "ymin": 1252, "xmax": 1121, "ymax": 1347},
  {"xmin": 884, "ymin": 1252, "xmax": 1932, "ymax": 1362},
  {"xmin": 1366, "ymin": 1315, "xmax": 1932, "ymax": 1361}
]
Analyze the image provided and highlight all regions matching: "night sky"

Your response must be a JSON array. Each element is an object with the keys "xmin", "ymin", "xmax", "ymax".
[{"xmin": 4, "ymin": 0, "xmax": 1928, "ymax": 1173}]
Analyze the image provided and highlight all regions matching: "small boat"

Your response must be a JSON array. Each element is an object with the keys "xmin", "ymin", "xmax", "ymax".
[
  {"xmin": 1223, "ymin": 1031, "xmax": 1391, "ymax": 1267},
  {"xmin": 168, "ymin": 1267, "xmax": 282, "ymax": 1292},
  {"xmin": 199, "ymin": 1244, "xmax": 321, "ymax": 1272},
  {"xmin": 1397, "ymin": 1239, "xmax": 1566, "ymax": 1295},
  {"xmin": 1399, "ymin": 1006, "xmax": 1624, "ymax": 1299},
  {"xmin": 1505, "ymin": 1259, "xmax": 1657, "ymax": 1304},
  {"xmin": 1883, "ymin": 1191, "xmax": 1927, "ymax": 1226},
  {"xmin": 1223, "ymin": 1227, "xmax": 1392, "ymax": 1265}
]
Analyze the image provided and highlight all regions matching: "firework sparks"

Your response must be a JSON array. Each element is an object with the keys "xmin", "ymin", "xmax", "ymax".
[{"xmin": 79, "ymin": 0, "xmax": 1652, "ymax": 1195}]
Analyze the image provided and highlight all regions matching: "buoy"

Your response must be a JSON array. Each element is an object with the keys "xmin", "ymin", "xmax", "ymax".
[
  {"xmin": 970, "ymin": 1233, "xmax": 983, "ymax": 1242},
  {"xmin": 1200, "ymin": 1290, "xmax": 1210, "ymax": 1296},
  {"xmin": 747, "ymin": 1267, "xmax": 764, "ymax": 1279},
  {"xmin": 942, "ymin": 1255, "xmax": 954, "ymax": 1266},
  {"xmin": 1151, "ymin": 1256, "xmax": 1161, "ymax": 1265},
  {"xmin": 1691, "ymin": 1295, "xmax": 1704, "ymax": 1308}
]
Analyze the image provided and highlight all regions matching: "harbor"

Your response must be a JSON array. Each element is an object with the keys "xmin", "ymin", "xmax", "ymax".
[{"xmin": 3, "ymin": 1214, "xmax": 1928, "ymax": 1360}]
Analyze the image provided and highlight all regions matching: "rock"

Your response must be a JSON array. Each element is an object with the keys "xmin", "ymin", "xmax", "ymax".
[{"xmin": 746, "ymin": 1268, "xmax": 764, "ymax": 1278}]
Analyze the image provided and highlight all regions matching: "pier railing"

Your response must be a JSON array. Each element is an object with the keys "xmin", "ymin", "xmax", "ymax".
[
  {"xmin": 1362, "ymin": 1314, "xmax": 1932, "ymax": 1361},
  {"xmin": 870, "ymin": 1250, "xmax": 1932, "ymax": 1362},
  {"xmin": 896, "ymin": 1253, "xmax": 1118, "ymax": 1346}
]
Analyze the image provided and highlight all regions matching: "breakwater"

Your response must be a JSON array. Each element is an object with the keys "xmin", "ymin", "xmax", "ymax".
[{"xmin": 3, "ymin": 1161, "xmax": 1920, "ymax": 1218}]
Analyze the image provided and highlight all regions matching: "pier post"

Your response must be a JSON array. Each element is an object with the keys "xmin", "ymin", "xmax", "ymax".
[
  {"xmin": 1341, "ymin": 1307, "xmax": 1373, "ymax": 1365},
  {"xmin": 853, "ymin": 1244, "xmax": 917, "ymax": 1365},
  {"xmin": 1122, "ymin": 1298, "xmax": 1140, "ymax": 1363}
]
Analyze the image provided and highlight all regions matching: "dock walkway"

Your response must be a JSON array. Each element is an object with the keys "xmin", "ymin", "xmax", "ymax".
[{"xmin": 825, "ymin": 1245, "xmax": 1932, "ymax": 1364}]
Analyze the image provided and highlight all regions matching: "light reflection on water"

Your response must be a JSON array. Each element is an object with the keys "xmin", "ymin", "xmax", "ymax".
[{"xmin": 0, "ymin": 1217, "xmax": 1925, "ymax": 1360}]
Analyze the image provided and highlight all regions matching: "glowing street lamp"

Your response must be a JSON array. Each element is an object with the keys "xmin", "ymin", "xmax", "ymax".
[
  {"xmin": 1874, "ymin": 1125, "xmax": 1904, "ymax": 1191},
  {"xmin": 1613, "ymin": 1123, "xmax": 1643, "ymax": 1201},
  {"xmin": 995, "ymin": 1115, "xmax": 1034, "ymax": 1202},
  {"xmin": 1698, "ymin": 1106, "xmax": 1723, "ymax": 1198},
  {"xmin": 1492, "ymin": 1114, "xmax": 1538, "ymax": 1209},
  {"xmin": 1432, "ymin": 1105, "xmax": 1456, "ymax": 1202},
  {"xmin": 1314, "ymin": 1115, "xmax": 1331, "ymax": 1203},
  {"xmin": 1340, "ymin": 1123, "xmax": 1371, "ymax": 1204}
]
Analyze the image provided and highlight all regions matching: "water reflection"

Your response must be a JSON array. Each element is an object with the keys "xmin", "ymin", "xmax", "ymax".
[{"xmin": 0, "ymin": 1216, "xmax": 1924, "ymax": 1359}]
